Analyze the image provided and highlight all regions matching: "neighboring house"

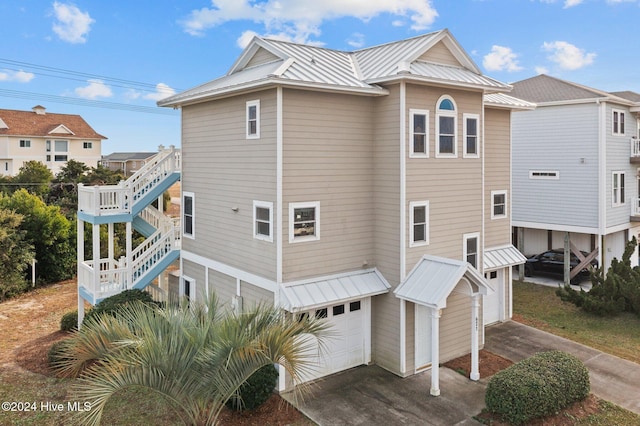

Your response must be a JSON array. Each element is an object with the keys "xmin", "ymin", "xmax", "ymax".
[
  {"xmin": 101, "ymin": 151, "xmax": 158, "ymax": 177},
  {"xmin": 158, "ymin": 29, "xmax": 532, "ymax": 395},
  {"xmin": 0, "ymin": 105, "xmax": 106, "ymax": 176},
  {"xmin": 510, "ymin": 75, "xmax": 640, "ymax": 275}
]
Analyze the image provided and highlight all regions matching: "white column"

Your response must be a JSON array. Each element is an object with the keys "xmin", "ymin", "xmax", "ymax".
[
  {"xmin": 470, "ymin": 294, "xmax": 480, "ymax": 381},
  {"xmin": 126, "ymin": 221, "xmax": 132, "ymax": 288},
  {"xmin": 92, "ymin": 223, "xmax": 100, "ymax": 293},
  {"xmin": 430, "ymin": 308, "xmax": 441, "ymax": 396},
  {"xmin": 107, "ymin": 222, "xmax": 114, "ymax": 264},
  {"xmin": 77, "ymin": 219, "xmax": 85, "ymax": 327}
]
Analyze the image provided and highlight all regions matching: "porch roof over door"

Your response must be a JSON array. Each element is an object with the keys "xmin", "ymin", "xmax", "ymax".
[{"xmin": 394, "ymin": 255, "xmax": 493, "ymax": 309}]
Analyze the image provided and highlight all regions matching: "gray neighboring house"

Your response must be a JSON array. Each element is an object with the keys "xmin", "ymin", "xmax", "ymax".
[
  {"xmin": 510, "ymin": 74, "xmax": 640, "ymax": 274},
  {"xmin": 101, "ymin": 151, "xmax": 158, "ymax": 176}
]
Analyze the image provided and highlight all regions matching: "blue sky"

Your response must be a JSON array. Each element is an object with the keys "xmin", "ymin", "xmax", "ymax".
[{"xmin": 2, "ymin": 0, "xmax": 639, "ymax": 153}]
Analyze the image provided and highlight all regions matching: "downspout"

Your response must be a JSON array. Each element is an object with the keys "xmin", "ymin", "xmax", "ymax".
[
  {"xmin": 399, "ymin": 81, "xmax": 407, "ymax": 374},
  {"xmin": 598, "ymin": 99, "xmax": 607, "ymax": 270}
]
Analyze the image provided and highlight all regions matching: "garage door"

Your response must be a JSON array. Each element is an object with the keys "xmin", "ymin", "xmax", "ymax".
[
  {"xmin": 483, "ymin": 270, "xmax": 501, "ymax": 325},
  {"xmin": 298, "ymin": 299, "xmax": 366, "ymax": 383}
]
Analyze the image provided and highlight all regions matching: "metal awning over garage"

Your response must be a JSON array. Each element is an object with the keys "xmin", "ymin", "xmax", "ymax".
[
  {"xmin": 394, "ymin": 255, "xmax": 493, "ymax": 309},
  {"xmin": 484, "ymin": 245, "xmax": 527, "ymax": 270},
  {"xmin": 280, "ymin": 268, "xmax": 391, "ymax": 312}
]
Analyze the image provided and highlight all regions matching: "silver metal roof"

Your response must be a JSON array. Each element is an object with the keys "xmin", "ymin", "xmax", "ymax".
[
  {"xmin": 484, "ymin": 93, "xmax": 536, "ymax": 110},
  {"xmin": 484, "ymin": 245, "xmax": 527, "ymax": 271},
  {"xmin": 394, "ymin": 255, "xmax": 492, "ymax": 309},
  {"xmin": 280, "ymin": 268, "xmax": 391, "ymax": 312}
]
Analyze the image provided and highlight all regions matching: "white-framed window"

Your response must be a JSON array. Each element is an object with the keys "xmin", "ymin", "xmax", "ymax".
[
  {"xmin": 181, "ymin": 276, "xmax": 195, "ymax": 305},
  {"xmin": 436, "ymin": 95, "xmax": 457, "ymax": 157},
  {"xmin": 19, "ymin": 139, "xmax": 31, "ymax": 148},
  {"xmin": 289, "ymin": 201, "xmax": 320, "ymax": 243},
  {"xmin": 253, "ymin": 200, "xmax": 273, "ymax": 242},
  {"xmin": 409, "ymin": 109, "xmax": 429, "ymax": 157},
  {"xmin": 83, "ymin": 141, "xmax": 93, "ymax": 149},
  {"xmin": 246, "ymin": 100, "xmax": 260, "ymax": 139},
  {"xmin": 183, "ymin": 192, "xmax": 195, "ymax": 239},
  {"xmin": 491, "ymin": 190, "xmax": 507, "ymax": 219},
  {"xmin": 409, "ymin": 201, "xmax": 429, "ymax": 247},
  {"xmin": 612, "ymin": 171, "xmax": 625, "ymax": 207},
  {"xmin": 463, "ymin": 232, "xmax": 480, "ymax": 269},
  {"xmin": 55, "ymin": 140, "xmax": 68, "ymax": 152},
  {"xmin": 463, "ymin": 113, "xmax": 479, "ymax": 158},
  {"xmin": 612, "ymin": 109, "xmax": 625, "ymax": 136},
  {"xmin": 529, "ymin": 170, "xmax": 559, "ymax": 180},
  {"xmin": 46, "ymin": 140, "xmax": 51, "ymax": 152},
  {"xmin": 54, "ymin": 155, "xmax": 68, "ymax": 162}
]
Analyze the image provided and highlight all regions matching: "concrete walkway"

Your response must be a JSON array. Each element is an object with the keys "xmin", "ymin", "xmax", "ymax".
[
  {"xmin": 285, "ymin": 321, "xmax": 640, "ymax": 425},
  {"xmin": 484, "ymin": 321, "xmax": 640, "ymax": 415}
]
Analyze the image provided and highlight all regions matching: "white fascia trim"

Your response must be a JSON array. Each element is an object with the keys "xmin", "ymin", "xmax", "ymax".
[
  {"xmin": 512, "ymin": 220, "xmax": 599, "ymax": 235},
  {"xmin": 365, "ymin": 75, "xmax": 510, "ymax": 93},
  {"xmin": 400, "ymin": 81, "xmax": 407, "ymax": 280},
  {"xmin": 181, "ymin": 250, "xmax": 278, "ymax": 293}
]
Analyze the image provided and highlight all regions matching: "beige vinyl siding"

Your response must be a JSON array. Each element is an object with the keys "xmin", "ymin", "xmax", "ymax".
[
  {"xmin": 281, "ymin": 88, "xmax": 374, "ymax": 281},
  {"xmin": 245, "ymin": 48, "xmax": 280, "ymax": 68},
  {"xmin": 405, "ymin": 85, "xmax": 484, "ymax": 269},
  {"xmin": 183, "ymin": 259, "xmax": 206, "ymax": 300},
  {"xmin": 484, "ymin": 108, "xmax": 512, "ymax": 247},
  {"xmin": 181, "ymin": 89, "xmax": 277, "ymax": 280},
  {"xmin": 208, "ymin": 268, "xmax": 237, "ymax": 306},
  {"xmin": 405, "ymin": 301, "xmax": 415, "ymax": 373},
  {"xmin": 418, "ymin": 41, "xmax": 462, "ymax": 67},
  {"xmin": 371, "ymin": 84, "xmax": 402, "ymax": 374},
  {"xmin": 240, "ymin": 280, "xmax": 274, "ymax": 307},
  {"xmin": 440, "ymin": 281, "xmax": 473, "ymax": 363}
]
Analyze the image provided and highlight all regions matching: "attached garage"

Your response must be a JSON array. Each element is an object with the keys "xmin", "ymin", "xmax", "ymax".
[{"xmin": 280, "ymin": 269, "xmax": 390, "ymax": 386}]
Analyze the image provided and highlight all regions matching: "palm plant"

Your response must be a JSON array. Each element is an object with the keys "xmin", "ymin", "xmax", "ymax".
[{"xmin": 52, "ymin": 295, "xmax": 329, "ymax": 425}]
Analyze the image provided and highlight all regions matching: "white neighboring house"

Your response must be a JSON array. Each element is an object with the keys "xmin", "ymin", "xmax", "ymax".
[
  {"xmin": 101, "ymin": 152, "xmax": 158, "ymax": 177},
  {"xmin": 510, "ymin": 75, "xmax": 640, "ymax": 274},
  {"xmin": 0, "ymin": 105, "xmax": 106, "ymax": 176}
]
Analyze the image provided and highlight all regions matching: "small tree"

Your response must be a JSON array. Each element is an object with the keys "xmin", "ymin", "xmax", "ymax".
[
  {"xmin": 0, "ymin": 209, "xmax": 34, "ymax": 300},
  {"xmin": 82, "ymin": 165, "xmax": 124, "ymax": 186},
  {"xmin": 13, "ymin": 160, "xmax": 53, "ymax": 197},
  {"xmin": 557, "ymin": 237, "xmax": 640, "ymax": 316}
]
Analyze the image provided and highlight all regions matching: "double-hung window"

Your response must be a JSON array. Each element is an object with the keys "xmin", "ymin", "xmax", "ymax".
[
  {"xmin": 491, "ymin": 190, "xmax": 507, "ymax": 219},
  {"xmin": 54, "ymin": 140, "xmax": 68, "ymax": 162},
  {"xmin": 246, "ymin": 100, "xmax": 260, "ymax": 139},
  {"xmin": 464, "ymin": 233, "xmax": 480, "ymax": 269},
  {"xmin": 289, "ymin": 202, "xmax": 320, "ymax": 243},
  {"xmin": 253, "ymin": 200, "xmax": 273, "ymax": 242},
  {"xmin": 436, "ymin": 96, "xmax": 457, "ymax": 157},
  {"xmin": 409, "ymin": 201, "xmax": 429, "ymax": 247},
  {"xmin": 463, "ymin": 114, "xmax": 479, "ymax": 157},
  {"xmin": 612, "ymin": 172, "xmax": 625, "ymax": 206},
  {"xmin": 19, "ymin": 139, "xmax": 31, "ymax": 148},
  {"xmin": 83, "ymin": 141, "xmax": 93, "ymax": 149},
  {"xmin": 409, "ymin": 109, "xmax": 429, "ymax": 157},
  {"xmin": 612, "ymin": 109, "xmax": 625, "ymax": 136},
  {"xmin": 183, "ymin": 192, "xmax": 195, "ymax": 238}
]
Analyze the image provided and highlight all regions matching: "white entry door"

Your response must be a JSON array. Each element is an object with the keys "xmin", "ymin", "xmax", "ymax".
[
  {"xmin": 415, "ymin": 304, "xmax": 432, "ymax": 371},
  {"xmin": 483, "ymin": 269, "xmax": 502, "ymax": 325}
]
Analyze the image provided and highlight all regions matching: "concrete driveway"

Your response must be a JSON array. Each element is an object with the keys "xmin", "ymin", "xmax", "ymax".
[{"xmin": 284, "ymin": 321, "xmax": 640, "ymax": 425}]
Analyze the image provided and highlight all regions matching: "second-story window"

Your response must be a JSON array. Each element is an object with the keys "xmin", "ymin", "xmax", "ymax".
[
  {"xmin": 491, "ymin": 190, "xmax": 507, "ymax": 219},
  {"xmin": 246, "ymin": 100, "xmax": 260, "ymax": 139},
  {"xmin": 19, "ymin": 139, "xmax": 31, "ymax": 148},
  {"xmin": 410, "ymin": 109, "xmax": 428, "ymax": 157},
  {"xmin": 612, "ymin": 110, "xmax": 625, "ymax": 135},
  {"xmin": 183, "ymin": 192, "xmax": 195, "ymax": 238},
  {"xmin": 83, "ymin": 142, "xmax": 93, "ymax": 149},
  {"xmin": 289, "ymin": 202, "xmax": 320, "ymax": 243},
  {"xmin": 463, "ymin": 114, "xmax": 479, "ymax": 157},
  {"xmin": 464, "ymin": 233, "xmax": 479, "ymax": 269},
  {"xmin": 612, "ymin": 171, "xmax": 625, "ymax": 206},
  {"xmin": 410, "ymin": 201, "xmax": 429, "ymax": 247},
  {"xmin": 253, "ymin": 200, "xmax": 273, "ymax": 242},
  {"xmin": 436, "ymin": 96, "xmax": 457, "ymax": 157}
]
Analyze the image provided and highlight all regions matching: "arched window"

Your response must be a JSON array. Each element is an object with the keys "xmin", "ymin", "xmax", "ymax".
[{"xmin": 436, "ymin": 96, "xmax": 457, "ymax": 157}]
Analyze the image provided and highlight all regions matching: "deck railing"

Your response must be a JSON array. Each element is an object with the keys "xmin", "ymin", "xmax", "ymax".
[
  {"xmin": 631, "ymin": 138, "xmax": 640, "ymax": 159},
  {"xmin": 632, "ymin": 198, "xmax": 640, "ymax": 217}
]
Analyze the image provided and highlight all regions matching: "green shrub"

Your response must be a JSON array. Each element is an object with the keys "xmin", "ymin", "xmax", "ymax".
[
  {"xmin": 47, "ymin": 339, "xmax": 68, "ymax": 368},
  {"xmin": 226, "ymin": 364, "xmax": 278, "ymax": 412},
  {"xmin": 83, "ymin": 289, "xmax": 156, "ymax": 325},
  {"xmin": 60, "ymin": 310, "xmax": 78, "ymax": 331},
  {"xmin": 485, "ymin": 351, "xmax": 590, "ymax": 425}
]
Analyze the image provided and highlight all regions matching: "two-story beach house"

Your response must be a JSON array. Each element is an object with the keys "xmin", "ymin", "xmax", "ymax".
[
  {"xmin": 158, "ymin": 29, "xmax": 533, "ymax": 395},
  {"xmin": 510, "ymin": 75, "xmax": 640, "ymax": 276},
  {"xmin": 0, "ymin": 105, "xmax": 105, "ymax": 176}
]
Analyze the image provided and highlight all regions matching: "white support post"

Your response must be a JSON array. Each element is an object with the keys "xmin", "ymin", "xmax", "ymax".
[
  {"xmin": 126, "ymin": 221, "xmax": 132, "ymax": 288},
  {"xmin": 92, "ymin": 223, "xmax": 100, "ymax": 295},
  {"xmin": 108, "ymin": 222, "xmax": 114, "ymax": 266},
  {"xmin": 77, "ymin": 218, "xmax": 84, "ymax": 327},
  {"xmin": 430, "ymin": 308, "xmax": 441, "ymax": 396},
  {"xmin": 470, "ymin": 294, "xmax": 480, "ymax": 381}
]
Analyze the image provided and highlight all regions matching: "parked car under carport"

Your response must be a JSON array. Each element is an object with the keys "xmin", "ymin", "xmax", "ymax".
[{"xmin": 524, "ymin": 249, "xmax": 598, "ymax": 284}]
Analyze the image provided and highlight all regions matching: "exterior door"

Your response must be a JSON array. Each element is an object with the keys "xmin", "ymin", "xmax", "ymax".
[
  {"xmin": 483, "ymin": 269, "xmax": 502, "ymax": 325},
  {"xmin": 415, "ymin": 304, "xmax": 432, "ymax": 371}
]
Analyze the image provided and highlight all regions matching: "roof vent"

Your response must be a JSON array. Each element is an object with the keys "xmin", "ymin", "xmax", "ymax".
[
  {"xmin": 397, "ymin": 61, "xmax": 411, "ymax": 74},
  {"xmin": 32, "ymin": 105, "xmax": 46, "ymax": 115}
]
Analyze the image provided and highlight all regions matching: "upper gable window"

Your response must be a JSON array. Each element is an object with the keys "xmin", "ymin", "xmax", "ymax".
[
  {"xmin": 436, "ymin": 96, "xmax": 457, "ymax": 158},
  {"xmin": 19, "ymin": 140, "xmax": 31, "ymax": 148},
  {"xmin": 246, "ymin": 100, "xmax": 260, "ymax": 139},
  {"xmin": 463, "ymin": 114, "xmax": 479, "ymax": 158},
  {"xmin": 410, "ymin": 109, "xmax": 429, "ymax": 157},
  {"xmin": 612, "ymin": 109, "xmax": 625, "ymax": 136}
]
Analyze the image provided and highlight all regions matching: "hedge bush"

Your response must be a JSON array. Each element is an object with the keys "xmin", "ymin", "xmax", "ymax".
[
  {"xmin": 47, "ymin": 339, "xmax": 68, "ymax": 368},
  {"xmin": 485, "ymin": 350, "xmax": 590, "ymax": 425},
  {"xmin": 83, "ymin": 289, "xmax": 156, "ymax": 325},
  {"xmin": 60, "ymin": 310, "xmax": 78, "ymax": 331},
  {"xmin": 226, "ymin": 364, "xmax": 278, "ymax": 411}
]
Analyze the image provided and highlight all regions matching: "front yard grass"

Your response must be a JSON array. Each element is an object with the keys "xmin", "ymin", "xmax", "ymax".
[{"xmin": 512, "ymin": 280, "xmax": 640, "ymax": 364}]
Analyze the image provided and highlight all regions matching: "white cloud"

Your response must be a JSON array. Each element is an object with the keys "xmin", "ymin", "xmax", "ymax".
[
  {"xmin": 143, "ymin": 83, "xmax": 177, "ymax": 101},
  {"xmin": 181, "ymin": 0, "xmax": 438, "ymax": 43},
  {"xmin": 75, "ymin": 79, "xmax": 112, "ymax": 99},
  {"xmin": 347, "ymin": 33, "xmax": 365, "ymax": 48},
  {"xmin": 52, "ymin": 1, "xmax": 94, "ymax": 44},
  {"xmin": 0, "ymin": 69, "xmax": 35, "ymax": 83},
  {"xmin": 482, "ymin": 45, "xmax": 523, "ymax": 72},
  {"xmin": 237, "ymin": 30, "xmax": 259, "ymax": 48},
  {"xmin": 535, "ymin": 66, "xmax": 549, "ymax": 74},
  {"xmin": 542, "ymin": 41, "xmax": 596, "ymax": 70},
  {"xmin": 563, "ymin": 0, "xmax": 583, "ymax": 7}
]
